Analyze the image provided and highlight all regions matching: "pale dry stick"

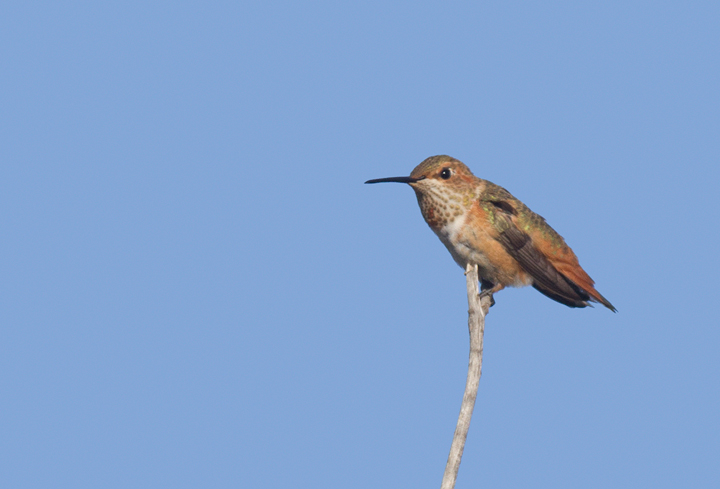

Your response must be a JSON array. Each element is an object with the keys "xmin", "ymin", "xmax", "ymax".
[{"xmin": 440, "ymin": 263, "xmax": 492, "ymax": 489}]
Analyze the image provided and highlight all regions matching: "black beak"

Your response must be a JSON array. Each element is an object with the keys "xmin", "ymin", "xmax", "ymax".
[{"xmin": 365, "ymin": 176, "xmax": 425, "ymax": 184}]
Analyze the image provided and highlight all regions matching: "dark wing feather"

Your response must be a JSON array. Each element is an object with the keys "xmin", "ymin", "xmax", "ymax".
[{"xmin": 488, "ymin": 201, "xmax": 591, "ymax": 308}]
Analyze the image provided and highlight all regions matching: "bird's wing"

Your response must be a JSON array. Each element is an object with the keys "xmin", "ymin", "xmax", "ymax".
[{"xmin": 481, "ymin": 193, "xmax": 591, "ymax": 307}]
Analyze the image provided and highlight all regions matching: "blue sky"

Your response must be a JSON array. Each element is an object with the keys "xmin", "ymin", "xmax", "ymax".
[{"xmin": 2, "ymin": 1, "xmax": 719, "ymax": 488}]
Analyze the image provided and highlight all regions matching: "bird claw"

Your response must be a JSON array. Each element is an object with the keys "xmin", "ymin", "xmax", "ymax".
[
  {"xmin": 479, "ymin": 279, "xmax": 497, "ymax": 307},
  {"xmin": 478, "ymin": 289, "xmax": 496, "ymax": 307}
]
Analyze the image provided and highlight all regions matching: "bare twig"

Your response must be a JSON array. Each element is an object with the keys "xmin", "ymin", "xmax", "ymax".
[{"xmin": 440, "ymin": 263, "xmax": 491, "ymax": 489}]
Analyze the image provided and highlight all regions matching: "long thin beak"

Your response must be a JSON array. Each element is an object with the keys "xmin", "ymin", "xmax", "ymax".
[{"xmin": 365, "ymin": 176, "xmax": 425, "ymax": 184}]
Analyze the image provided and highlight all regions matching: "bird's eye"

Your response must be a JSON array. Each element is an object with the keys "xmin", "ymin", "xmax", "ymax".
[{"xmin": 440, "ymin": 168, "xmax": 452, "ymax": 179}]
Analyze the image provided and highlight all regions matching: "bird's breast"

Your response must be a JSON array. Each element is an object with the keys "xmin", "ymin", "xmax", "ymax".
[
  {"xmin": 433, "ymin": 213, "xmax": 489, "ymax": 270},
  {"xmin": 432, "ymin": 209, "xmax": 531, "ymax": 288}
]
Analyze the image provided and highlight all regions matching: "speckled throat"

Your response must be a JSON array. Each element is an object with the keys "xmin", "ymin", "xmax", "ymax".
[{"xmin": 412, "ymin": 179, "xmax": 480, "ymax": 231}]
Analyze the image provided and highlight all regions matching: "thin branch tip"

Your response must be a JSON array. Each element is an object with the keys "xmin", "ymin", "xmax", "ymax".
[{"xmin": 440, "ymin": 264, "xmax": 487, "ymax": 489}]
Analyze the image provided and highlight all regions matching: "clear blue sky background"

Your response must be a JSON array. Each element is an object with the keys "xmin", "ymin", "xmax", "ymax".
[{"xmin": 2, "ymin": 1, "xmax": 719, "ymax": 488}]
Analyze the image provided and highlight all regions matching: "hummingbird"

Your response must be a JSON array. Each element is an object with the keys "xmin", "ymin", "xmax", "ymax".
[{"xmin": 366, "ymin": 155, "xmax": 616, "ymax": 311}]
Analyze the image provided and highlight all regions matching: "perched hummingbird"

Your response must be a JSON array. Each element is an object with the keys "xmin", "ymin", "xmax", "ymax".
[{"xmin": 366, "ymin": 155, "xmax": 616, "ymax": 311}]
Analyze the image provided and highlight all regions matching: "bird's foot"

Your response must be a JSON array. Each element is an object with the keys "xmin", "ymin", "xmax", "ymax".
[
  {"xmin": 478, "ymin": 289, "xmax": 496, "ymax": 307},
  {"xmin": 479, "ymin": 280, "xmax": 502, "ymax": 308}
]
